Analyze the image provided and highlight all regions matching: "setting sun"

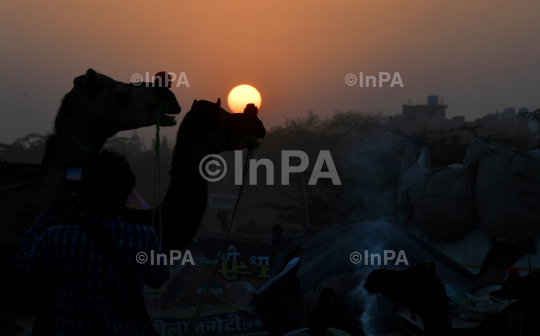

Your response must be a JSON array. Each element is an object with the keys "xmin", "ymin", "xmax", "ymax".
[{"xmin": 227, "ymin": 85, "xmax": 262, "ymax": 113}]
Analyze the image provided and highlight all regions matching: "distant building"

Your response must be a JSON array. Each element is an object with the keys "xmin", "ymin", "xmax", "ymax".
[
  {"xmin": 474, "ymin": 107, "xmax": 530, "ymax": 136},
  {"xmin": 389, "ymin": 96, "xmax": 532, "ymax": 137}
]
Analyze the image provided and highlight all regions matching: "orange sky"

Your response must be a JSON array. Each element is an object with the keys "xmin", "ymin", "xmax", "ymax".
[{"xmin": 0, "ymin": 0, "xmax": 539, "ymax": 143}]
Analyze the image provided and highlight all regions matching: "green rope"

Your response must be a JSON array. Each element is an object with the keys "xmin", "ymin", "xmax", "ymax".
[{"xmin": 69, "ymin": 136, "xmax": 96, "ymax": 153}]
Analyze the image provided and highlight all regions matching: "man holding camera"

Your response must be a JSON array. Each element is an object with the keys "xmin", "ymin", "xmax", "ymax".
[{"xmin": 12, "ymin": 151, "xmax": 169, "ymax": 335}]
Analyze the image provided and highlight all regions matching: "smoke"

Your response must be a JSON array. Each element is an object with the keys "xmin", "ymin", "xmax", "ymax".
[
  {"xmin": 333, "ymin": 131, "xmax": 403, "ymax": 225},
  {"xmin": 346, "ymin": 237, "xmax": 389, "ymax": 335},
  {"xmin": 332, "ymin": 132, "xmax": 404, "ymax": 335},
  {"xmin": 350, "ymin": 279, "xmax": 381, "ymax": 335},
  {"xmin": 342, "ymin": 221, "xmax": 411, "ymax": 335},
  {"xmin": 340, "ymin": 133, "xmax": 401, "ymax": 336}
]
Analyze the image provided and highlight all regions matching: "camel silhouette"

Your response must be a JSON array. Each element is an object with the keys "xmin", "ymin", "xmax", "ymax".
[
  {"xmin": 119, "ymin": 98, "xmax": 266, "ymax": 254},
  {"xmin": 5, "ymin": 96, "xmax": 265, "ymax": 334},
  {"xmin": 0, "ymin": 68, "xmax": 181, "ymax": 333},
  {"xmin": 1, "ymin": 68, "xmax": 181, "ymax": 254}
]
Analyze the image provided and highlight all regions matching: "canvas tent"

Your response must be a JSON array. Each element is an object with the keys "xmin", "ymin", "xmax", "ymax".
[
  {"xmin": 472, "ymin": 139, "xmax": 540, "ymax": 240},
  {"xmin": 400, "ymin": 138, "xmax": 540, "ymax": 242}
]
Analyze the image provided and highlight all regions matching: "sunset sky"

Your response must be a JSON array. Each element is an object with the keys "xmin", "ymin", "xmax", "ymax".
[{"xmin": 0, "ymin": 0, "xmax": 539, "ymax": 144}]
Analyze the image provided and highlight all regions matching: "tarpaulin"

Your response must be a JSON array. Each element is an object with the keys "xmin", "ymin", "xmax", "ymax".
[{"xmin": 473, "ymin": 139, "xmax": 540, "ymax": 239}]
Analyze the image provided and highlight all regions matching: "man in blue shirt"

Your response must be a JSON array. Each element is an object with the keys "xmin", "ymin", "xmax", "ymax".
[{"xmin": 12, "ymin": 151, "xmax": 170, "ymax": 335}]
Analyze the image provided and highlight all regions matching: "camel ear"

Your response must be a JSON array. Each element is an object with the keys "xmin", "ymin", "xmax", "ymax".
[
  {"xmin": 84, "ymin": 68, "xmax": 101, "ymax": 95},
  {"xmin": 210, "ymin": 99, "xmax": 221, "ymax": 132},
  {"xmin": 73, "ymin": 75, "xmax": 85, "ymax": 88}
]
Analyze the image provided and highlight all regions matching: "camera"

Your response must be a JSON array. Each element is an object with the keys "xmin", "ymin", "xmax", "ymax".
[{"xmin": 64, "ymin": 163, "xmax": 83, "ymax": 200}]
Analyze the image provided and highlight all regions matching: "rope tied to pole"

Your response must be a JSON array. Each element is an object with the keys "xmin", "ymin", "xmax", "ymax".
[
  {"xmin": 151, "ymin": 71, "xmax": 170, "ymax": 334},
  {"xmin": 150, "ymin": 96, "xmax": 164, "ymax": 334}
]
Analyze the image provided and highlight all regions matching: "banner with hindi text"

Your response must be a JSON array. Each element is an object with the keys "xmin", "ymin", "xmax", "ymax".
[{"xmin": 143, "ymin": 230, "xmax": 272, "ymax": 336}]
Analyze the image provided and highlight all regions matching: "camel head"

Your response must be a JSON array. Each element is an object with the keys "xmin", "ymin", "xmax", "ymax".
[
  {"xmin": 364, "ymin": 268, "xmax": 394, "ymax": 294},
  {"xmin": 54, "ymin": 68, "xmax": 181, "ymax": 144},
  {"xmin": 177, "ymin": 98, "xmax": 266, "ymax": 154}
]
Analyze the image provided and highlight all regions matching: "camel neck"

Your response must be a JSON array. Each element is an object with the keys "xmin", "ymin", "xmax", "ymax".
[
  {"xmin": 163, "ymin": 142, "xmax": 209, "ymax": 206},
  {"xmin": 155, "ymin": 142, "xmax": 211, "ymax": 253}
]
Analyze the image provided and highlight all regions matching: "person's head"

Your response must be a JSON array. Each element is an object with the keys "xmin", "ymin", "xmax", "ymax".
[
  {"xmin": 502, "ymin": 267, "xmax": 526, "ymax": 300},
  {"xmin": 81, "ymin": 151, "xmax": 135, "ymax": 216}
]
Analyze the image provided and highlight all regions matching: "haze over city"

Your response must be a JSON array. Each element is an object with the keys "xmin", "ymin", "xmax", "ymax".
[{"xmin": 1, "ymin": 0, "xmax": 539, "ymax": 144}]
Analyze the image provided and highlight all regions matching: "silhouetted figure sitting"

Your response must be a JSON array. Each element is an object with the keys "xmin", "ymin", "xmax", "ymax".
[
  {"xmin": 502, "ymin": 268, "xmax": 540, "ymax": 312},
  {"xmin": 472, "ymin": 268, "xmax": 540, "ymax": 336},
  {"xmin": 307, "ymin": 288, "xmax": 355, "ymax": 336}
]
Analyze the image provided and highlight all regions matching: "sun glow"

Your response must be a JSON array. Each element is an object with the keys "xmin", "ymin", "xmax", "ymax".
[{"xmin": 227, "ymin": 85, "xmax": 262, "ymax": 113}]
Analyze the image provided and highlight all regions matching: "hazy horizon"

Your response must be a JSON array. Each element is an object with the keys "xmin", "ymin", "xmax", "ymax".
[{"xmin": 1, "ymin": 0, "xmax": 539, "ymax": 144}]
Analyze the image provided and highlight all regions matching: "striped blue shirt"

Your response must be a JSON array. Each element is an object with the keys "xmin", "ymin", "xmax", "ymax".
[{"xmin": 11, "ymin": 211, "xmax": 170, "ymax": 335}]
